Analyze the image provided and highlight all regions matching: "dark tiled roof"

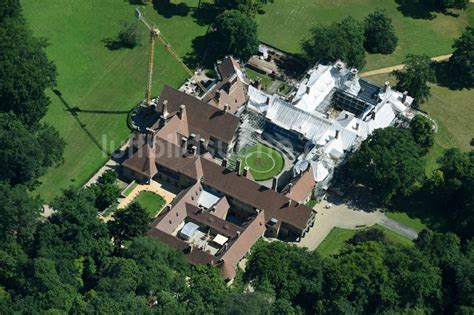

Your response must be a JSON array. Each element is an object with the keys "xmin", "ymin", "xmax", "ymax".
[
  {"xmin": 148, "ymin": 228, "xmax": 216, "ymax": 265},
  {"xmin": 156, "ymin": 86, "xmax": 240, "ymax": 143},
  {"xmin": 357, "ymin": 79, "xmax": 381, "ymax": 106},
  {"xmin": 185, "ymin": 203, "xmax": 243, "ymax": 238},
  {"xmin": 218, "ymin": 56, "xmax": 238, "ymax": 79},
  {"xmin": 199, "ymin": 159, "xmax": 314, "ymax": 232}
]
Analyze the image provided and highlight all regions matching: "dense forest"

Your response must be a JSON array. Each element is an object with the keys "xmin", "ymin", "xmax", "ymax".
[{"xmin": 0, "ymin": 1, "xmax": 472, "ymax": 314}]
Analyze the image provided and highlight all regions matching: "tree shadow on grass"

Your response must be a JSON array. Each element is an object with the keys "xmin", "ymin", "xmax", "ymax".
[
  {"xmin": 102, "ymin": 38, "xmax": 125, "ymax": 51},
  {"xmin": 152, "ymin": 0, "xmax": 190, "ymax": 18},
  {"xmin": 432, "ymin": 61, "xmax": 472, "ymax": 91},
  {"xmin": 390, "ymin": 186, "xmax": 451, "ymax": 233},
  {"xmin": 183, "ymin": 33, "xmax": 219, "ymax": 70},
  {"xmin": 191, "ymin": 2, "xmax": 220, "ymax": 26},
  {"xmin": 395, "ymin": 0, "xmax": 436, "ymax": 19}
]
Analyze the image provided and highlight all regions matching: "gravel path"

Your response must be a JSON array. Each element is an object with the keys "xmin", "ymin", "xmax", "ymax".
[
  {"xmin": 360, "ymin": 54, "xmax": 452, "ymax": 77},
  {"xmin": 296, "ymin": 197, "xmax": 418, "ymax": 250}
]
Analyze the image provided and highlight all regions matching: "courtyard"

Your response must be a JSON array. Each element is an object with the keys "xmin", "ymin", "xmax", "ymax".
[{"xmin": 240, "ymin": 143, "xmax": 285, "ymax": 181}]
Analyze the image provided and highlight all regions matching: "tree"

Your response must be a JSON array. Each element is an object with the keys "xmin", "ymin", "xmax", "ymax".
[
  {"xmin": 215, "ymin": 0, "xmax": 274, "ymax": 17},
  {"xmin": 108, "ymin": 203, "xmax": 151, "ymax": 249},
  {"xmin": 0, "ymin": 183, "xmax": 42, "ymax": 246},
  {"xmin": 213, "ymin": 10, "xmax": 259, "ymax": 61},
  {"xmin": 347, "ymin": 228, "xmax": 386, "ymax": 245},
  {"xmin": 91, "ymin": 183, "xmax": 121, "ymax": 212},
  {"xmin": 0, "ymin": 17, "xmax": 56, "ymax": 126},
  {"xmin": 449, "ymin": 26, "xmax": 474, "ymax": 88},
  {"xmin": 303, "ymin": 16, "xmax": 366, "ymax": 69},
  {"xmin": 434, "ymin": 149, "xmax": 474, "ymax": 240},
  {"xmin": 394, "ymin": 54, "xmax": 435, "ymax": 109},
  {"xmin": 118, "ymin": 22, "xmax": 139, "ymax": 49},
  {"xmin": 0, "ymin": 113, "xmax": 46, "ymax": 186},
  {"xmin": 399, "ymin": 0, "xmax": 469, "ymax": 12},
  {"xmin": 410, "ymin": 114, "xmax": 435, "ymax": 153},
  {"xmin": 223, "ymin": 292, "xmax": 273, "ymax": 315},
  {"xmin": 0, "ymin": 0, "xmax": 20, "ymax": 22},
  {"xmin": 35, "ymin": 187, "xmax": 112, "ymax": 261},
  {"xmin": 36, "ymin": 124, "xmax": 65, "ymax": 168},
  {"xmin": 123, "ymin": 237, "xmax": 188, "ymax": 296},
  {"xmin": 0, "ymin": 113, "xmax": 64, "ymax": 186},
  {"xmin": 364, "ymin": 9, "xmax": 398, "ymax": 54},
  {"xmin": 348, "ymin": 127, "xmax": 424, "ymax": 203},
  {"xmin": 244, "ymin": 241, "xmax": 323, "ymax": 309},
  {"xmin": 98, "ymin": 170, "xmax": 118, "ymax": 185}
]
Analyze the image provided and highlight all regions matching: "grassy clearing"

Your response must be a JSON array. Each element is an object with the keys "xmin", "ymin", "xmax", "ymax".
[
  {"xmin": 316, "ymin": 228, "xmax": 358, "ymax": 257},
  {"xmin": 256, "ymin": 0, "xmax": 473, "ymax": 70},
  {"xmin": 241, "ymin": 143, "xmax": 284, "ymax": 181},
  {"xmin": 385, "ymin": 212, "xmax": 427, "ymax": 232},
  {"xmin": 22, "ymin": 0, "xmax": 209, "ymax": 201},
  {"xmin": 134, "ymin": 191, "xmax": 166, "ymax": 217},
  {"xmin": 374, "ymin": 225, "xmax": 414, "ymax": 247},
  {"xmin": 316, "ymin": 225, "xmax": 413, "ymax": 257},
  {"xmin": 122, "ymin": 182, "xmax": 138, "ymax": 197},
  {"xmin": 245, "ymin": 68, "xmax": 274, "ymax": 89}
]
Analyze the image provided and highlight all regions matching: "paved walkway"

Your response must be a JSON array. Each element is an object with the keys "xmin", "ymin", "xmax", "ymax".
[
  {"xmin": 296, "ymin": 198, "xmax": 418, "ymax": 251},
  {"xmin": 360, "ymin": 54, "xmax": 452, "ymax": 77}
]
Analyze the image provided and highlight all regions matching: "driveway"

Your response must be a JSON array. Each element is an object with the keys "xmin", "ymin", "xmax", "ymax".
[{"xmin": 296, "ymin": 197, "xmax": 418, "ymax": 251}]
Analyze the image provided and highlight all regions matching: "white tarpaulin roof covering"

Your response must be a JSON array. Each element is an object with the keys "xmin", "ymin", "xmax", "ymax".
[
  {"xmin": 293, "ymin": 65, "xmax": 336, "ymax": 112},
  {"xmin": 267, "ymin": 98, "xmax": 333, "ymax": 140},
  {"xmin": 197, "ymin": 189, "xmax": 221, "ymax": 209},
  {"xmin": 247, "ymin": 85, "xmax": 271, "ymax": 113},
  {"xmin": 310, "ymin": 161, "xmax": 329, "ymax": 182},
  {"xmin": 179, "ymin": 222, "xmax": 199, "ymax": 240},
  {"xmin": 213, "ymin": 234, "xmax": 228, "ymax": 246}
]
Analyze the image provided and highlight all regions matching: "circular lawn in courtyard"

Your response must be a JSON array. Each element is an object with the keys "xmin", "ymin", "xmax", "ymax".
[{"xmin": 241, "ymin": 143, "xmax": 284, "ymax": 181}]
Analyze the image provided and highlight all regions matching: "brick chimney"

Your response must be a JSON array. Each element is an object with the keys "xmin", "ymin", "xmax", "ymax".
[
  {"xmin": 243, "ymin": 166, "xmax": 252, "ymax": 179},
  {"xmin": 287, "ymin": 183, "xmax": 293, "ymax": 193},
  {"xmin": 235, "ymin": 159, "xmax": 242, "ymax": 175},
  {"xmin": 221, "ymin": 158, "xmax": 228, "ymax": 168},
  {"xmin": 178, "ymin": 104, "xmax": 186, "ymax": 120},
  {"xmin": 272, "ymin": 176, "xmax": 278, "ymax": 191},
  {"xmin": 402, "ymin": 91, "xmax": 408, "ymax": 103},
  {"xmin": 162, "ymin": 100, "xmax": 169, "ymax": 118}
]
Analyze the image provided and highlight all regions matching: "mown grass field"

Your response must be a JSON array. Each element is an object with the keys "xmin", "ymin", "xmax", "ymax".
[
  {"xmin": 22, "ymin": 0, "xmax": 208, "ymax": 201},
  {"xmin": 256, "ymin": 0, "xmax": 473, "ymax": 70},
  {"xmin": 134, "ymin": 191, "xmax": 166, "ymax": 217},
  {"xmin": 316, "ymin": 225, "xmax": 413, "ymax": 257},
  {"xmin": 241, "ymin": 143, "xmax": 285, "ymax": 181}
]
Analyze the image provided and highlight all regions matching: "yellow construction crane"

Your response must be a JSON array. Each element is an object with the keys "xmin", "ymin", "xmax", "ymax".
[{"xmin": 135, "ymin": 8, "xmax": 208, "ymax": 106}]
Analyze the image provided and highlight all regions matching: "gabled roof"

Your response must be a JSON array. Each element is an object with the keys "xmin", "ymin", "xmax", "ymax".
[
  {"xmin": 155, "ymin": 86, "xmax": 240, "ymax": 143},
  {"xmin": 286, "ymin": 166, "xmax": 316, "ymax": 203}
]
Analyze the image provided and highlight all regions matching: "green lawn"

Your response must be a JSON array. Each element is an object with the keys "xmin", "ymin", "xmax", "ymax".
[
  {"xmin": 122, "ymin": 182, "xmax": 138, "ymax": 197},
  {"xmin": 256, "ymin": 0, "xmax": 473, "ymax": 70},
  {"xmin": 241, "ymin": 143, "xmax": 284, "ymax": 181},
  {"xmin": 316, "ymin": 228, "xmax": 358, "ymax": 257},
  {"xmin": 316, "ymin": 225, "xmax": 413, "ymax": 257},
  {"xmin": 22, "ymin": 0, "xmax": 209, "ymax": 202},
  {"xmin": 245, "ymin": 68, "xmax": 274, "ymax": 89},
  {"xmin": 134, "ymin": 191, "xmax": 166, "ymax": 217}
]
